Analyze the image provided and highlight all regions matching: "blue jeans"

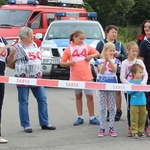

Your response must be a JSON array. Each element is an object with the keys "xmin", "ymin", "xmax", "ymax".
[{"xmin": 17, "ymin": 86, "xmax": 49, "ymax": 127}]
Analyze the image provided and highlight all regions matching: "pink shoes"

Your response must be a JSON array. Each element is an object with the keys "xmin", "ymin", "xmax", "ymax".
[
  {"xmin": 109, "ymin": 130, "xmax": 118, "ymax": 137},
  {"xmin": 145, "ymin": 127, "xmax": 150, "ymax": 136},
  {"xmin": 98, "ymin": 129, "xmax": 117, "ymax": 137},
  {"xmin": 98, "ymin": 129, "xmax": 105, "ymax": 137}
]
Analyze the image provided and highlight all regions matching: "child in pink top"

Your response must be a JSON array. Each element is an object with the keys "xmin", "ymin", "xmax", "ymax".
[
  {"xmin": 60, "ymin": 30, "xmax": 100, "ymax": 126},
  {"xmin": 120, "ymin": 41, "xmax": 149, "ymax": 137}
]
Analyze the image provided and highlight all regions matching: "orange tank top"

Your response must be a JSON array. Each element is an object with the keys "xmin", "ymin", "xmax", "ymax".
[{"xmin": 69, "ymin": 44, "xmax": 93, "ymax": 81}]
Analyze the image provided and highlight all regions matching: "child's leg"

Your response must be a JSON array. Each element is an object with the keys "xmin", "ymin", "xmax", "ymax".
[
  {"xmin": 108, "ymin": 91, "xmax": 116, "ymax": 129},
  {"xmin": 85, "ymin": 89, "xmax": 100, "ymax": 125},
  {"xmin": 73, "ymin": 89, "xmax": 83, "ymax": 125},
  {"xmin": 75, "ymin": 91, "xmax": 83, "ymax": 116},
  {"xmin": 130, "ymin": 106, "xmax": 138, "ymax": 134},
  {"xmin": 85, "ymin": 94, "xmax": 94, "ymax": 117},
  {"xmin": 138, "ymin": 106, "xmax": 146, "ymax": 133},
  {"xmin": 99, "ymin": 91, "xmax": 107, "ymax": 129}
]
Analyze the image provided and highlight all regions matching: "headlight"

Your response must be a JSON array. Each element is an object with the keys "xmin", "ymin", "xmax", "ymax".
[{"xmin": 40, "ymin": 47, "xmax": 52, "ymax": 57}]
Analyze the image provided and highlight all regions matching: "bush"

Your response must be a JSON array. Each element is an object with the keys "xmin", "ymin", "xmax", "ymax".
[{"xmin": 117, "ymin": 25, "xmax": 141, "ymax": 47}]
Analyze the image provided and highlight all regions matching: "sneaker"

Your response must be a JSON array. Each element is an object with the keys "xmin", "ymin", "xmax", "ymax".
[
  {"xmin": 132, "ymin": 133, "xmax": 139, "ymax": 139},
  {"xmin": 127, "ymin": 127, "xmax": 132, "ymax": 137},
  {"xmin": 115, "ymin": 109, "xmax": 122, "ymax": 121},
  {"xmin": 106, "ymin": 110, "xmax": 109, "ymax": 122},
  {"xmin": 0, "ymin": 137, "xmax": 8, "ymax": 143},
  {"xmin": 109, "ymin": 130, "xmax": 117, "ymax": 137},
  {"xmin": 98, "ymin": 129, "xmax": 105, "ymax": 137},
  {"xmin": 24, "ymin": 127, "xmax": 33, "ymax": 133},
  {"xmin": 73, "ymin": 118, "xmax": 84, "ymax": 126},
  {"xmin": 145, "ymin": 127, "xmax": 150, "ymax": 136},
  {"xmin": 89, "ymin": 118, "xmax": 100, "ymax": 125},
  {"xmin": 138, "ymin": 132, "xmax": 146, "ymax": 138}
]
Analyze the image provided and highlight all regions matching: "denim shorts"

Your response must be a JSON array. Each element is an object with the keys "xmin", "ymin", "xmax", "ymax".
[{"xmin": 74, "ymin": 80, "xmax": 93, "ymax": 95}]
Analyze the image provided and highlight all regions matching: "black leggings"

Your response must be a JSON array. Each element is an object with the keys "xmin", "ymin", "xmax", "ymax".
[
  {"xmin": 0, "ymin": 83, "xmax": 5, "ymax": 136},
  {"xmin": 124, "ymin": 93, "xmax": 149, "ymax": 128}
]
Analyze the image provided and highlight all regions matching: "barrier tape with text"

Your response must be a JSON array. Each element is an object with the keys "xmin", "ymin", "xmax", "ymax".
[{"xmin": 0, "ymin": 76, "xmax": 150, "ymax": 92}]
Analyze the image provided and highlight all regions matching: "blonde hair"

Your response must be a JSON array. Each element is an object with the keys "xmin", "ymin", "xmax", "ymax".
[
  {"xmin": 126, "ymin": 41, "xmax": 139, "ymax": 54},
  {"xmin": 100, "ymin": 42, "xmax": 115, "ymax": 58}
]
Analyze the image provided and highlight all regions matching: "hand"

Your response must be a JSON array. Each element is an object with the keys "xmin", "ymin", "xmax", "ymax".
[
  {"xmin": 2, "ymin": 43, "xmax": 14, "ymax": 50},
  {"xmin": 105, "ymin": 53, "xmax": 111, "ymax": 61},
  {"xmin": 67, "ymin": 60, "xmax": 75, "ymax": 66},
  {"xmin": 114, "ymin": 51, "xmax": 119, "ymax": 57},
  {"xmin": 10, "ymin": 46, "xmax": 17, "ymax": 56},
  {"xmin": 85, "ymin": 55, "xmax": 92, "ymax": 61}
]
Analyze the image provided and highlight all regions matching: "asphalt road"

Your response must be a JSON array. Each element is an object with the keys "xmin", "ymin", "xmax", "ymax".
[{"xmin": 0, "ymin": 69, "xmax": 150, "ymax": 150}]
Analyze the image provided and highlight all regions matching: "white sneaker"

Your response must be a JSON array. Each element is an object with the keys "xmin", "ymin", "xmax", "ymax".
[{"xmin": 0, "ymin": 137, "xmax": 8, "ymax": 143}]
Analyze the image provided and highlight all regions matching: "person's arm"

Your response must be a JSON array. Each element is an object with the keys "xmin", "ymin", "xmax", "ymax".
[
  {"xmin": 0, "ymin": 44, "xmax": 12, "ymax": 55},
  {"xmin": 90, "ymin": 50, "xmax": 100, "ymax": 58},
  {"xmin": 98, "ymin": 59, "xmax": 107, "ymax": 74},
  {"xmin": 138, "ymin": 42, "xmax": 148, "ymax": 84},
  {"xmin": 108, "ymin": 59, "xmax": 117, "ymax": 73},
  {"xmin": 60, "ymin": 47, "xmax": 75, "ymax": 67},
  {"xmin": 60, "ymin": 61, "xmax": 74, "ymax": 67},
  {"xmin": 138, "ymin": 56, "xmax": 144, "ymax": 61},
  {"xmin": 138, "ymin": 60, "xmax": 148, "ymax": 85},
  {"xmin": 139, "ymin": 40, "xmax": 146, "ymax": 60},
  {"xmin": 85, "ymin": 50, "xmax": 100, "ymax": 62},
  {"xmin": 120, "ymin": 60, "xmax": 130, "ymax": 84},
  {"xmin": 6, "ymin": 47, "xmax": 17, "ymax": 68},
  {"xmin": 85, "ymin": 45, "xmax": 100, "ymax": 61}
]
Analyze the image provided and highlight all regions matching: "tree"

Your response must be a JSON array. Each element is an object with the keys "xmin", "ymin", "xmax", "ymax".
[
  {"xmin": 84, "ymin": 0, "xmax": 135, "ymax": 27},
  {"xmin": 0, "ymin": 0, "xmax": 7, "ymax": 6},
  {"xmin": 126, "ymin": 0, "xmax": 150, "ymax": 26}
]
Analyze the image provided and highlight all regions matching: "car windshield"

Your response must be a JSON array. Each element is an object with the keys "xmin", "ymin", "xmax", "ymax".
[
  {"xmin": 45, "ymin": 22, "xmax": 103, "ymax": 40},
  {"xmin": 0, "ymin": 10, "xmax": 31, "ymax": 26}
]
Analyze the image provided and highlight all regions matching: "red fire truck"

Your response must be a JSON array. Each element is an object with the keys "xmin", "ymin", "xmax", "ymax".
[{"xmin": 0, "ymin": 0, "xmax": 88, "ymax": 46}]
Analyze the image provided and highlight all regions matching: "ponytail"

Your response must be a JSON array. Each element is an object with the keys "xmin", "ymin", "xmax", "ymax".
[
  {"xmin": 70, "ymin": 32, "xmax": 74, "ymax": 42},
  {"xmin": 69, "ymin": 30, "xmax": 85, "ymax": 43}
]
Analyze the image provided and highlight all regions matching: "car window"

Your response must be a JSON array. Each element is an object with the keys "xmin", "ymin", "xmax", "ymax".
[
  {"xmin": 45, "ymin": 22, "xmax": 103, "ymax": 40},
  {"xmin": 30, "ymin": 14, "xmax": 42, "ymax": 29},
  {"xmin": 0, "ymin": 10, "xmax": 31, "ymax": 26},
  {"xmin": 46, "ymin": 13, "xmax": 55, "ymax": 26}
]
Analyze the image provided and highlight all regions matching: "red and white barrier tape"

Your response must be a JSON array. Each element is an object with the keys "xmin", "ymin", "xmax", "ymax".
[{"xmin": 0, "ymin": 76, "xmax": 150, "ymax": 91}]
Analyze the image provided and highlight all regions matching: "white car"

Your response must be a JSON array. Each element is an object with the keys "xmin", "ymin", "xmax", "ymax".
[{"xmin": 37, "ymin": 20, "xmax": 105, "ymax": 80}]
